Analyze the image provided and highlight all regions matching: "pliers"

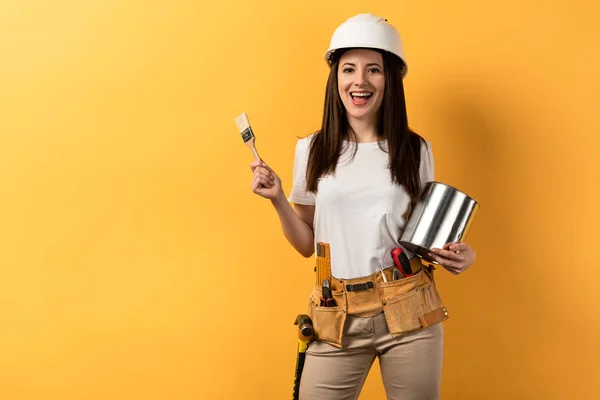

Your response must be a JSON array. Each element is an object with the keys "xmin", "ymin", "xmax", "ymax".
[{"xmin": 320, "ymin": 278, "xmax": 337, "ymax": 307}]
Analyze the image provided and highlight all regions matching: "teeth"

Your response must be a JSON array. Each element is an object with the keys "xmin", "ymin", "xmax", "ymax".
[{"xmin": 351, "ymin": 92, "xmax": 372, "ymax": 97}]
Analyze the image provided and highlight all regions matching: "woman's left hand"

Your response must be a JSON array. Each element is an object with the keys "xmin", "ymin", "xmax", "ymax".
[{"xmin": 428, "ymin": 242, "xmax": 476, "ymax": 275}]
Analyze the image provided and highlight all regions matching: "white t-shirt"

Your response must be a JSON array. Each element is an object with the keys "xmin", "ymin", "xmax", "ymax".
[{"xmin": 288, "ymin": 134, "xmax": 434, "ymax": 280}]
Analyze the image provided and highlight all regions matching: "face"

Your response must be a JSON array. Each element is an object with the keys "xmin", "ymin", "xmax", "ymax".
[{"xmin": 337, "ymin": 49, "xmax": 385, "ymax": 122}]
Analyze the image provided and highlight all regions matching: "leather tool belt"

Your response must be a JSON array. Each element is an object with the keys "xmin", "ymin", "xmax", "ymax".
[{"xmin": 307, "ymin": 258, "xmax": 449, "ymax": 348}]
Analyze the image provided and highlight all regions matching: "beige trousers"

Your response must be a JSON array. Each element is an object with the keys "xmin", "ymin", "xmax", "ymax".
[{"xmin": 299, "ymin": 312, "xmax": 444, "ymax": 400}]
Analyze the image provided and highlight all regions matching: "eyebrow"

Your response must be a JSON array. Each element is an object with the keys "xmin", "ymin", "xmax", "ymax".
[{"xmin": 341, "ymin": 62, "xmax": 383, "ymax": 68}]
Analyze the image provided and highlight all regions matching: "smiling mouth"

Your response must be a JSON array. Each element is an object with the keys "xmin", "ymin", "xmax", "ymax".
[{"xmin": 350, "ymin": 91, "xmax": 373, "ymax": 105}]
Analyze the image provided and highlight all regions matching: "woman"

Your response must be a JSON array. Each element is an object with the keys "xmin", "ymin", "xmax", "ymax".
[{"xmin": 250, "ymin": 14, "xmax": 476, "ymax": 399}]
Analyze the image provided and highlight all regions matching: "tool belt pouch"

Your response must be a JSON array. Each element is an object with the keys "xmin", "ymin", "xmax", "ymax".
[
  {"xmin": 381, "ymin": 265, "xmax": 449, "ymax": 337},
  {"xmin": 307, "ymin": 287, "xmax": 347, "ymax": 348}
]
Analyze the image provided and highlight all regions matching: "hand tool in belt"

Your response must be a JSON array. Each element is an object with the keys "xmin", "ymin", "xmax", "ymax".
[
  {"xmin": 315, "ymin": 242, "xmax": 332, "ymax": 285},
  {"xmin": 292, "ymin": 314, "xmax": 314, "ymax": 400},
  {"xmin": 379, "ymin": 267, "xmax": 388, "ymax": 282},
  {"xmin": 391, "ymin": 247, "xmax": 414, "ymax": 277},
  {"xmin": 320, "ymin": 278, "xmax": 337, "ymax": 307}
]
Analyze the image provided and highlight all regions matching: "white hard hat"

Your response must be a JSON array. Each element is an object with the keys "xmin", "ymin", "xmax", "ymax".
[{"xmin": 325, "ymin": 14, "xmax": 408, "ymax": 78}]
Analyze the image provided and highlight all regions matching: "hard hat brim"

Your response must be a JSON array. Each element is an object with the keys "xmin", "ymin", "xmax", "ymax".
[{"xmin": 324, "ymin": 47, "xmax": 408, "ymax": 78}]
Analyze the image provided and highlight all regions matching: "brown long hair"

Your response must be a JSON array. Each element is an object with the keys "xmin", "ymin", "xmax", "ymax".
[{"xmin": 305, "ymin": 48, "xmax": 427, "ymax": 199}]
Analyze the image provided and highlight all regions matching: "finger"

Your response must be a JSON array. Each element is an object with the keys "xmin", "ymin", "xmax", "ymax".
[
  {"xmin": 254, "ymin": 172, "xmax": 276, "ymax": 187},
  {"xmin": 441, "ymin": 265, "xmax": 459, "ymax": 275},
  {"xmin": 431, "ymin": 248, "xmax": 464, "ymax": 262},
  {"xmin": 429, "ymin": 251, "xmax": 466, "ymax": 270},
  {"xmin": 442, "ymin": 263, "xmax": 463, "ymax": 275},
  {"xmin": 253, "ymin": 176, "xmax": 273, "ymax": 189},
  {"xmin": 449, "ymin": 265, "xmax": 467, "ymax": 275},
  {"xmin": 259, "ymin": 162, "xmax": 278, "ymax": 176},
  {"xmin": 254, "ymin": 167, "xmax": 277, "ymax": 181},
  {"xmin": 448, "ymin": 242, "xmax": 469, "ymax": 253},
  {"xmin": 254, "ymin": 169, "xmax": 274, "ymax": 181},
  {"xmin": 251, "ymin": 180, "xmax": 262, "ymax": 193},
  {"xmin": 253, "ymin": 166, "xmax": 268, "ymax": 175},
  {"xmin": 428, "ymin": 253, "xmax": 451, "ymax": 267},
  {"xmin": 249, "ymin": 162, "xmax": 264, "ymax": 173},
  {"xmin": 443, "ymin": 242, "xmax": 457, "ymax": 250},
  {"xmin": 251, "ymin": 178, "xmax": 262, "ymax": 192},
  {"xmin": 443, "ymin": 242, "xmax": 466, "ymax": 256},
  {"xmin": 251, "ymin": 183, "xmax": 265, "ymax": 194},
  {"xmin": 252, "ymin": 176, "xmax": 272, "ymax": 188}
]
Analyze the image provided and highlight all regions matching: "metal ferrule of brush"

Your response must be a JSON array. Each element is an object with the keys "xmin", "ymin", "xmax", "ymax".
[{"xmin": 241, "ymin": 126, "xmax": 254, "ymax": 142}]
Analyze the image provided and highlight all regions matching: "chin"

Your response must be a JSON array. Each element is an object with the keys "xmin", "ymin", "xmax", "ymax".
[{"xmin": 346, "ymin": 109, "xmax": 377, "ymax": 121}]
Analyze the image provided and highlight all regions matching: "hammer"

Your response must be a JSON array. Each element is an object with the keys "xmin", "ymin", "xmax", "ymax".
[{"xmin": 292, "ymin": 314, "xmax": 314, "ymax": 399}]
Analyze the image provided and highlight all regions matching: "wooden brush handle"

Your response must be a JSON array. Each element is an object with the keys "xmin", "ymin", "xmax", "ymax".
[{"xmin": 246, "ymin": 138, "xmax": 261, "ymax": 162}]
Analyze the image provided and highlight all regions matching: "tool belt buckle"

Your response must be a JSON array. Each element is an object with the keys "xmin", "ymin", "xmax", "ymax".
[{"xmin": 345, "ymin": 281, "xmax": 374, "ymax": 292}]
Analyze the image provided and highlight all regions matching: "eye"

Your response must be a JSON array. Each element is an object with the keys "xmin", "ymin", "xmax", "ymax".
[
  {"xmin": 342, "ymin": 67, "xmax": 354, "ymax": 73},
  {"xmin": 368, "ymin": 68, "xmax": 382, "ymax": 74}
]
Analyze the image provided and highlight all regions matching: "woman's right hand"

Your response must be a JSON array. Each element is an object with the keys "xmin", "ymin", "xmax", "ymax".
[
  {"xmin": 250, "ymin": 160, "xmax": 284, "ymax": 201},
  {"xmin": 249, "ymin": 159, "xmax": 314, "ymax": 257}
]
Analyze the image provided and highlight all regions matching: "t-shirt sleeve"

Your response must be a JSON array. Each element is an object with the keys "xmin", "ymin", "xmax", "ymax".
[
  {"xmin": 420, "ymin": 139, "xmax": 435, "ymax": 186},
  {"xmin": 287, "ymin": 137, "xmax": 316, "ymax": 205}
]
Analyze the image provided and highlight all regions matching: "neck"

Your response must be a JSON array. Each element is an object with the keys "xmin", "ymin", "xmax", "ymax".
[{"xmin": 347, "ymin": 115, "xmax": 379, "ymax": 143}]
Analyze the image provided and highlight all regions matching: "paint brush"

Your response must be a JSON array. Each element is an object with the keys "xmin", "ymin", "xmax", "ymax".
[{"xmin": 234, "ymin": 112, "xmax": 261, "ymax": 162}]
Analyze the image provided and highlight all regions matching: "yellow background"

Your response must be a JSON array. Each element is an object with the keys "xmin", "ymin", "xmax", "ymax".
[{"xmin": 1, "ymin": 1, "xmax": 598, "ymax": 399}]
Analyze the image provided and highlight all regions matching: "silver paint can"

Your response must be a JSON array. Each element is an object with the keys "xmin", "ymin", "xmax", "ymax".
[{"xmin": 399, "ymin": 181, "xmax": 480, "ymax": 263}]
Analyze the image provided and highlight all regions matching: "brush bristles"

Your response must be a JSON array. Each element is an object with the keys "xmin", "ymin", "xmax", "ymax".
[
  {"xmin": 235, "ymin": 112, "xmax": 255, "ymax": 143},
  {"xmin": 234, "ymin": 112, "xmax": 249, "ymax": 132}
]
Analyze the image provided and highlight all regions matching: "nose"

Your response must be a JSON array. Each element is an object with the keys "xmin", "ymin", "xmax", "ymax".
[{"xmin": 353, "ymin": 68, "xmax": 368, "ymax": 86}]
